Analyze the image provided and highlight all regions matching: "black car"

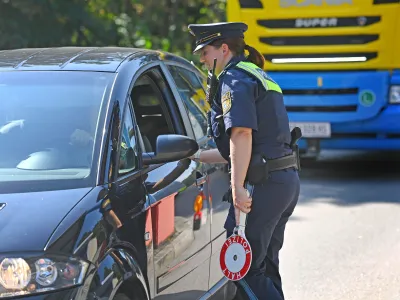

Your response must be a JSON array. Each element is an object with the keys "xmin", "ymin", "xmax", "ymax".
[{"xmin": 0, "ymin": 47, "xmax": 233, "ymax": 300}]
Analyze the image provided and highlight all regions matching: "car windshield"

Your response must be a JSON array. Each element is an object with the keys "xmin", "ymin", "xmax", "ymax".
[{"xmin": 0, "ymin": 71, "xmax": 115, "ymax": 192}]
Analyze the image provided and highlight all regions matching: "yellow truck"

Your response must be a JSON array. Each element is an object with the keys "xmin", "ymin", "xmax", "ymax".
[{"xmin": 227, "ymin": 0, "xmax": 400, "ymax": 155}]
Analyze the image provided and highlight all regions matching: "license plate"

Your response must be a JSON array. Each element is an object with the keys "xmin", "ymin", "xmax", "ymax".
[{"xmin": 289, "ymin": 122, "xmax": 331, "ymax": 138}]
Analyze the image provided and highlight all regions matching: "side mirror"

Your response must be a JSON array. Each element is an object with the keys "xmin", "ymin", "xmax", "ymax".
[{"xmin": 142, "ymin": 134, "xmax": 199, "ymax": 165}]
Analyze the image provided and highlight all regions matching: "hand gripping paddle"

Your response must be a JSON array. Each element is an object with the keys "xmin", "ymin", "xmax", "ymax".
[{"xmin": 219, "ymin": 183, "xmax": 254, "ymax": 281}]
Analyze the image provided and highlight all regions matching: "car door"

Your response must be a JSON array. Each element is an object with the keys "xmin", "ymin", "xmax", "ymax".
[
  {"xmin": 104, "ymin": 95, "xmax": 152, "ymax": 295},
  {"xmin": 165, "ymin": 63, "xmax": 232, "ymax": 289},
  {"xmin": 130, "ymin": 66, "xmax": 212, "ymax": 299}
]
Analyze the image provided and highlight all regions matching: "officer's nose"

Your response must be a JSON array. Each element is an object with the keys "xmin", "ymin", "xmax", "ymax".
[{"xmin": 199, "ymin": 53, "xmax": 206, "ymax": 64}]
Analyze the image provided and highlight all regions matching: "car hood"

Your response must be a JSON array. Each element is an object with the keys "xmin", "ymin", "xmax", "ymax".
[{"xmin": 0, "ymin": 187, "xmax": 92, "ymax": 253}]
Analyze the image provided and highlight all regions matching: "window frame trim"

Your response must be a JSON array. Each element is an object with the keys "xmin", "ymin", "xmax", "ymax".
[
  {"xmin": 159, "ymin": 62, "xmax": 200, "ymax": 141},
  {"xmin": 110, "ymin": 62, "xmax": 162, "ymax": 185},
  {"xmin": 114, "ymin": 62, "xmax": 192, "ymax": 184},
  {"xmin": 163, "ymin": 61, "xmax": 209, "ymax": 145},
  {"xmin": 116, "ymin": 99, "xmax": 140, "ymax": 178}
]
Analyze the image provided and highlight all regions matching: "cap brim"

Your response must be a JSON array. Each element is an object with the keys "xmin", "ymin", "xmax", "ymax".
[
  {"xmin": 193, "ymin": 40, "xmax": 214, "ymax": 54},
  {"xmin": 193, "ymin": 43, "xmax": 206, "ymax": 54}
]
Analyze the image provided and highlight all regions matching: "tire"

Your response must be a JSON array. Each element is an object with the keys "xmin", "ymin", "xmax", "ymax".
[
  {"xmin": 113, "ymin": 283, "xmax": 148, "ymax": 300},
  {"xmin": 114, "ymin": 294, "xmax": 131, "ymax": 300}
]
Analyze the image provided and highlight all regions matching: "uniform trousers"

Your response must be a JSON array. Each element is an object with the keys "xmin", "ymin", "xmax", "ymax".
[{"xmin": 224, "ymin": 168, "xmax": 300, "ymax": 300}]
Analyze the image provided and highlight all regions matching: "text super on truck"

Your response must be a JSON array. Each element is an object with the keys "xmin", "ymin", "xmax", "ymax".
[{"xmin": 227, "ymin": 0, "xmax": 400, "ymax": 157}]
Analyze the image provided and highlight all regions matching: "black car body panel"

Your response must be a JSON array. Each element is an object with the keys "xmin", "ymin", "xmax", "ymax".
[
  {"xmin": 0, "ymin": 188, "xmax": 92, "ymax": 253},
  {"xmin": 0, "ymin": 47, "xmax": 232, "ymax": 300},
  {"xmin": 0, "ymin": 47, "xmax": 141, "ymax": 72}
]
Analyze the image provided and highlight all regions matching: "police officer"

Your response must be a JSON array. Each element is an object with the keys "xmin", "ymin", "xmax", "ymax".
[{"xmin": 188, "ymin": 22, "xmax": 301, "ymax": 300}]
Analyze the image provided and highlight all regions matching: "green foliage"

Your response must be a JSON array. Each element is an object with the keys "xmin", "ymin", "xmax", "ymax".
[{"xmin": 0, "ymin": 0, "xmax": 226, "ymax": 63}]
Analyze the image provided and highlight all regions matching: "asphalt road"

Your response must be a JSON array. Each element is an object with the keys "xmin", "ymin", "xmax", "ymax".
[
  {"xmin": 154, "ymin": 150, "xmax": 400, "ymax": 299},
  {"xmin": 280, "ymin": 150, "xmax": 400, "ymax": 300}
]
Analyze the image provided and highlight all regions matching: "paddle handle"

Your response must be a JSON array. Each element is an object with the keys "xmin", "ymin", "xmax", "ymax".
[
  {"xmin": 237, "ymin": 183, "xmax": 254, "ymax": 232},
  {"xmin": 239, "ymin": 209, "xmax": 247, "ymax": 227}
]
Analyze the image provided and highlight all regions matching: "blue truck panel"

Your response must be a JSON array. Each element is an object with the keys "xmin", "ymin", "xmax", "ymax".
[
  {"xmin": 391, "ymin": 70, "xmax": 400, "ymax": 85},
  {"xmin": 269, "ymin": 70, "xmax": 400, "ymax": 151}
]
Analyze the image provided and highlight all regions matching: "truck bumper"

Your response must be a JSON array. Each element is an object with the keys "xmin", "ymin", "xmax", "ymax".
[{"xmin": 298, "ymin": 104, "xmax": 400, "ymax": 150}]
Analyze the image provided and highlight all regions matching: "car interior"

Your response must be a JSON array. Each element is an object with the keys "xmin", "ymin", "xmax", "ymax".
[
  {"xmin": 130, "ymin": 75, "xmax": 175, "ymax": 154},
  {"xmin": 0, "ymin": 105, "xmax": 97, "ymax": 170}
]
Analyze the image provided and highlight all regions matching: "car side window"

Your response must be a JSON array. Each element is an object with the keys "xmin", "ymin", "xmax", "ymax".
[
  {"xmin": 118, "ymin": 105, "xmax": 139, "ymax": 176},
  {"xmin": 130, "ymin": 72, "xmax": 175, "ymax": 153},
  {"xmin": 167, "ymin": 65, "xmax": 209, "ymax": 141}
]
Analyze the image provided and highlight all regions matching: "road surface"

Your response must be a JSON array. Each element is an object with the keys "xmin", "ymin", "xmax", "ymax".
[{"xmin": 280, "ymin": 150, "xmax": 400, "ymax": 300}]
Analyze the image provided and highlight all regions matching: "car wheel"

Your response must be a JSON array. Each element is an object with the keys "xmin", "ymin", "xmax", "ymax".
[
  {"xmin": 114, "ymin": 294, "xmax": 131, "ymax": 300},
  {"xmin": 113, "ymin": 285, "xmax": 148, "ymax": 300}
]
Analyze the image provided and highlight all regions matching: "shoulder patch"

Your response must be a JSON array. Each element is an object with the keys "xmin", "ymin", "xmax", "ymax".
[{"xmin": 221, "ymin": 91, "xmax": 232, "ymax": 114}]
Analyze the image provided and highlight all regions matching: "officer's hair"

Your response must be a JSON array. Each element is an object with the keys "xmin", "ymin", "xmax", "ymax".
[{"xmin": 210, "ymin": 38, "xmax": 265, "ymax": 69}]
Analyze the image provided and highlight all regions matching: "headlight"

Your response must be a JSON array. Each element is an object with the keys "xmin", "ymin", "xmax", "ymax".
[
  {"xmin": 0, "ymin": 254, "xmax": 89, "ymax": 298},
  {"xmin": 389, "ymin": 85, "xmax": 400, "ymax": 104}
]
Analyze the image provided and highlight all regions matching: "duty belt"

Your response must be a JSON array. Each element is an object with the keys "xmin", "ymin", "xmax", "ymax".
[
  {"xmin": 245, "ymin": 152, "xmax": 299, "ymax": 185},
  {"xmin": 264, "ymin": 152, "xmax": 299, "ymax": 172},
  {"xmin": 222, "ymin": 152, "xmax": 299, "ymax": 204},
  {"xmin": 245, "ymin": 127, "xmax": 302, "ymax": 185}
]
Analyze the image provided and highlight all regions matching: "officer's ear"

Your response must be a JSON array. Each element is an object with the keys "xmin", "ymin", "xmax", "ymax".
[{"xmin": 221, "ymin": 43, "xmax": 230, "ymax": 56}]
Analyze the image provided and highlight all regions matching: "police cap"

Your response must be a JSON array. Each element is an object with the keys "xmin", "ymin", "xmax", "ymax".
[{"xmin": 188, "ymin": 22, "xmax": 248, "ymax": 53}]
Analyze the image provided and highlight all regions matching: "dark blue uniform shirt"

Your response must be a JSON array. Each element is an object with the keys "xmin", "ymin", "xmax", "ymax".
[{"xmin": 211, "ymin": 55, "xmax": 292, "ymax": 163}]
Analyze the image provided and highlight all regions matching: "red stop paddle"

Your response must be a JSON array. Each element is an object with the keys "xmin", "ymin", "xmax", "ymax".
[{"xmin": 219, "ymin": 183, "xmax": 254, "ymax": 281}]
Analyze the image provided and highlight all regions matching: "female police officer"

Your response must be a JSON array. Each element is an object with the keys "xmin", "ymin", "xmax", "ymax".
[{"xmin": 188, "ymin": 22, "xmax": 301, "ymax": 300}]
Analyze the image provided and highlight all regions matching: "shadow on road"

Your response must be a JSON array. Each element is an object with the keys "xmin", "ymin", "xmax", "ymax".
[
  {"xmin": 153, "ymin": 290, "xmax": 205, "ymax": 300},
  {"xmin": 298, "ymin": 150, "xmax": 400, "ymax": 206},
  {"xmin": 209, "ymin": 150, "xmax": 400, "ymax": 212},
  {"xmin": 300, "ymin": 150, "xmax": 400, "ymax": 179}
]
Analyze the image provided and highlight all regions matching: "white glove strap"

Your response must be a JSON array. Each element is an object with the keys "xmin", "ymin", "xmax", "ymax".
[{"xmin": 194, "ymin": 149, "xmax": 203, "ymax": 161}]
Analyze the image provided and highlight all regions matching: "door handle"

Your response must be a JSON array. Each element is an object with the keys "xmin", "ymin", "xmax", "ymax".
[{"xmin": 196, "ymin": 175, "xmax": 207, "ymax": 186}]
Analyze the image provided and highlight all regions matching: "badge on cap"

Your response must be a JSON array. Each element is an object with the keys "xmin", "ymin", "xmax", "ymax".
[{"xmin": 222, "ymin": 91, "xmax": 232, "ymax": 114}]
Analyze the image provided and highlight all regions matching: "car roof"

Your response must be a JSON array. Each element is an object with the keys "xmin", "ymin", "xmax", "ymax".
[{"xmin": 0, "ymin": 47, "xmax": 195, "ymax": 72}]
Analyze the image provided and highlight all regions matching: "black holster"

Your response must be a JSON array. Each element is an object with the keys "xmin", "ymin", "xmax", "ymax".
[
  {"xmin": 206, "ymin": 111, "xmax": 213, "ymax": 138},
  {"xmin": 246, "ymin": 128, "xmax": 302, "ymax": 185},
  {"xmin": 222, "ymin": 186, "xmax": 233, "ymax": 204}
]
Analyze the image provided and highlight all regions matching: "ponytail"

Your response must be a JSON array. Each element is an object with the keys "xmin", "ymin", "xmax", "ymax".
[
  {"xmin": 210, "ymin": 38, "xmax": 265, "ymax": 69},
  {"xmin": 244, "ymin": 44, "xmax": 265, "ymax": 69}
]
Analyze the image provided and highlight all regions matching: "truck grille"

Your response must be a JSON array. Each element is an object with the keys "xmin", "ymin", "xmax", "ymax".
[
  {"xmin": 261, "ymin": 35, "xmax": 379, "ymax": 46},
  {"xmin": 286, "ymin": 105, "xmax": 357, "ymax": 112},
  {"xmin": 282, "ymin": 88, "xmax": 358, "ymax": 95},
  {"xmin": 270, "ymin": 71, "xmax": 388, "ymax": 121},
  {"xmin": 257, "ymin": 16, "xmax": 381, "ymax": 29},
  {"xmin": 264, "ymin": 52, "xmax": 378, "ymax": 64},
  {"xmin": 255, "ymin": 13, "xmax": 387, "ymax": 67}
]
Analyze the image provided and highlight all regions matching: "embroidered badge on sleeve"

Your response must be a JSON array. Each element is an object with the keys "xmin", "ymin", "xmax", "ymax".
[{"xmin": 222, "ymin": 91, "xmax": 232, "ymax": 115}]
